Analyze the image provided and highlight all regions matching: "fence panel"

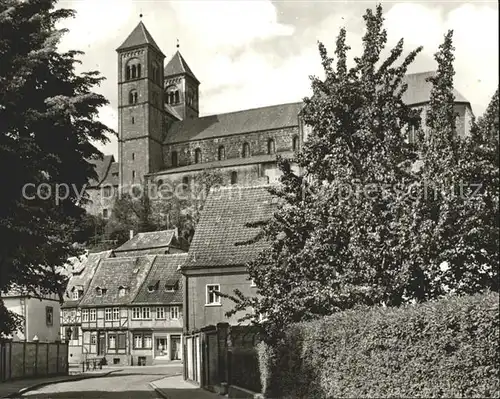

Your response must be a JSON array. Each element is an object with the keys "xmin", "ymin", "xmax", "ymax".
[{"xmin": 0, "ymin": 341, "xmax": 68, "ymax": 382}]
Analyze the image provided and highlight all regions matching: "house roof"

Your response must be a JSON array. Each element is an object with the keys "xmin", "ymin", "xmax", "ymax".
[
  {"xmin": 150, "ymin": 152, "xmax": 295, "ymax": 176},
  {"xmin": 87, "ymin": 156, "xmax": 118, "ymax": 188},
  {"xmin": 78, "ymin": 255, "xmax": 156, "ymax": 307},
  {"xmin": 116, "ymin": 21, "xmax": 163, "ymax": 55},
  {"xmin": 164, "ymin": 102, "xmax": 303, "ymax": 144},
  {"xmin": 164, "ymin": 51, "xmax": 199, "ymax": 83},
  {"xmin": 133, "ymin": 254, "xmax": 187, "ymax": 304},
  {"xmin": 114, "ymin": 230, "xmax": 179, "ymax": 255},
  {"xmin": 183, "ymin": 185, "xmax": 276, "ymax": 269},
  {"xmin": 62, "ymin": 251, "xmax": 113, "ymax": 308},
  {"xmin": 402, "ymin": 71, "xmax": 469, "ymax": 105}
]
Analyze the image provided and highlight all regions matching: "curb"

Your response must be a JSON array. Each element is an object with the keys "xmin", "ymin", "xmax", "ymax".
[
  {"xmin": 4, "ymin": 369, "xmax": 122, "ymax": 398},
  {"xmin": 149, "ymin": 373, "xmax": 183, "ymax": 399}
]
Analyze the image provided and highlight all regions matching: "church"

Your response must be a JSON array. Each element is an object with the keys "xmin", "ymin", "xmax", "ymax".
[{"xmin": 85, "ymin": 20, "xmax": 473, "ymax": 219}]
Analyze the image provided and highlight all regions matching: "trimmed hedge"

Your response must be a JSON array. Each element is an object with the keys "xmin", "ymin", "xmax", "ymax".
[{"xmin": 259, "ymin": 292, "xmax": 499, "ymax": 398}]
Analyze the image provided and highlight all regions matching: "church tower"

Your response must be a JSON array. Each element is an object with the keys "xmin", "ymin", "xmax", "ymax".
[
  {"xmin": 164, "ymin": 50, "xmax": 200, "ymax": 120},
  {"xmin": 116, "ymin": 21, "xmax": 165, "ymax": 190}
]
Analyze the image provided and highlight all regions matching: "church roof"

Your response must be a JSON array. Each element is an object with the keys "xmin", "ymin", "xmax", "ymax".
[
  {"xmin": 402, "ymin": 71, "xmax": 469, "ymax": 105},
  {"xmin": 183, "ymin": 185, "xmax": 276, "ymax": 269},
  {"xmin": 152, "ymin": 152, "xmax": 295, "ymax": 176},
  {"xmin": 164, "ymin": 102, "xmax": 303, "ymax": 144},
  {"xmin": 87, "ymin": 156, "xmax": 119, "ymax": 188},
  {"xmin": 164, "ymin": 51, "xmax": 199, "ymax": 83},
  {"xmin": 117, "ymin": 21, "xmax": 163, "ymax": 55}
]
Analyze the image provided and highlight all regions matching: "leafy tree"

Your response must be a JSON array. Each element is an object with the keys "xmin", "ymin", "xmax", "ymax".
[
  {"xmin": 476, "ymin": 88, "xmax": 499, "ymax": 144},
  {"xmin": 0, "ymin": 0, "xmax": 112, "ymax": 335},
  {"xmin": 106, "ymin": 168, "xmax": 223, "ymax": 245},
  {"xmin": 226, "ymin": 4, "xmax": 423, "ymax": 334},
  {"xmin": 403, "ymin": 31, "xmax": 498, "ymax": 301}
]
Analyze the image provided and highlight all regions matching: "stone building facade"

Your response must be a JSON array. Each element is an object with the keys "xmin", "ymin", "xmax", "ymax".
[{"xmin": 85, "ymin": 21, "xmax": 474, "ymax": 219}]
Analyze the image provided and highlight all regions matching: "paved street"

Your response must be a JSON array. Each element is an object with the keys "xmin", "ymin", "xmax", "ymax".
[{"xmin": 21, "ymin": 365, "xmax": 183, "ymax": 399}]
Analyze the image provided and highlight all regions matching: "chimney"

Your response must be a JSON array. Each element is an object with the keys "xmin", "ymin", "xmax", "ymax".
[{"xmin": 129, "ymin": 230, "xmax": 134, "ymax": 240}]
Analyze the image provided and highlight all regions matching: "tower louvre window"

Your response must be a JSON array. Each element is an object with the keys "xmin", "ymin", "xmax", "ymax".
[
  {"xmin": 137, "ymin": 64, "xmax": 141, "ymax": 78},
  {"xmin": 126, "ymin": 66, "xmax": 131, "ymax": 80},
  {"xmin": 131, "ymin": 65, "xmax": 137, "ymax": 79},
  {"xmin": 129, "ymin": 90, "xmax": 138, "ymax": 105},
  {"xmin": 174, "ymin": 90, "xmax": 180, "ymax": 104}
]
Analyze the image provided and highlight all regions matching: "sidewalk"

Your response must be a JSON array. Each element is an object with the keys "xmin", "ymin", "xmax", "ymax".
[
  {"xmin": 0, "ymin": 369, "xmax": 119, "ymax": 398},
  {"xmin": 150, "ymin": 375, "xmax": 222, "ymax": 399}
]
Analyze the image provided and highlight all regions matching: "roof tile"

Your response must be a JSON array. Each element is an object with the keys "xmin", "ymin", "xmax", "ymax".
[
  {"xmin": 133, "ymin": 254, "xmax": 187, "ymax": 304},
  {"xmin": 184, "ymin": 185, "xmax": 276, "ymax": 269}
]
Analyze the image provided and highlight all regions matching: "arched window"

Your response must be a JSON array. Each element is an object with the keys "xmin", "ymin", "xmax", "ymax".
[
  {"xmin": 194, "ymin": 148, "xmax": 202, "ymax": 164},
  {"xmin": 174, "ymin": 91, "xmax": 180, "ymax": 104},
  {"xmin": 137, "ymin": 64, "xmax": 141, "ymax": 78},
  {"xmin": 292, "ymin": 135, "xmax": 299, "ymax": 151},
  {"xmin": 131, "ymin": 64, "xmax": 137, "ymax": 79},
  {"xmin": 218, "ymin": 146, "xmax": 225, "ymax": 161},
  {"xmin": 128, "ymin": 90, "xmax": 138, "ymax": 105},
  {"xmin": 126, "ymin": 58, "xmax": 140, "ymax": 81},
  {"xmin": 231, "ymin": 171, "xmax": 238, "ymax": 185},
  {"xmin": 171, "ymin": 151, "xmax": 178, "ymax": 167},
  {"xmin": 126, "ymin": 66, "xmax": 131, "ymax": 80},
  {"xmin": 242, "ymin": 142, "xmax": 250, "ymax": 158},
  {"xmin": 267, "ymin": 138, "xmax": 275, "ymax": 155}
]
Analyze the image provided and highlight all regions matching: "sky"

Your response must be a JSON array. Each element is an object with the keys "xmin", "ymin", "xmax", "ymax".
[{"xmin": 56, "ymin": 0, "xmax": 499, "ymax": 158}]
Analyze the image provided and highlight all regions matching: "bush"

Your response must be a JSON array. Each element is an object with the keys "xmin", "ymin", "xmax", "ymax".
[{"xmin": 260, "ymin": 292, "xmax": 499, "ymax": 398}]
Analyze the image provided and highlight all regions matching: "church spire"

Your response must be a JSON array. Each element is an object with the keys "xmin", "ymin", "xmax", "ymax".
[{"xmin": 116, "ymin": 21, "xmax": 163, "ymax": 55}]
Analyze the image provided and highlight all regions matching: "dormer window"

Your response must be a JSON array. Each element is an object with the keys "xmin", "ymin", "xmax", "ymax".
[
  {"xmin": 95, "ymin": 287, "xmax": 102, "ymax": 297},
  {"xmin": 118, "ymin": 286, "xmax": 126, "ymax": 297},
  {"xmin": 148, "ymin": 280, "xmax": 160, "ymax": 293},
  {"xmin": 165, "ymin": 280, "xmax": 179, "ymax": 292},
  {"xmin": 72, "ymin": 290, "xmax": 79, "ymax": 300}
]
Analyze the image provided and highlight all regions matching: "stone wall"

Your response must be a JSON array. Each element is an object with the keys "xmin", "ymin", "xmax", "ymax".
[{"xmin": 163, "ymin": 126, "xmax": 299, "ymax": 168}]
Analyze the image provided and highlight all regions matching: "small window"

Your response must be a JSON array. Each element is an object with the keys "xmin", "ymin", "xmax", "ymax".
[
  {"xmin": 46, "ymin": 306, "xmax": 54, "ymax": 326},
  {"xmin": 90, "ymin": 334, "xmax": 97, "ymax": 345},
  {"xmin": 90, "ymin": 309, "xmax": 96, "ymax": 321},
  {"xmin": 206, "ymin": 284, "xmax": 221, "ymax": 305},
  {"xmin": 113, "ymin": 308, "xmax": 120, "ymax": 320},
  {"xmin": 156, "ymin": 307, "xmax": 165, "ymax": 319},
  {"xmin": 194, "ymin": 148, "xmax": 202, "ymax": 164},
  {"xmin": 132, "ymin": 171, "xmax": 136, "ymax": 182},
  {"xmin": 137, "ymin": 64, "xmax": 141, "ymax": 78},
  {"xmin": 82, "ymin": 309, "xmax": 89, "ymax": 322},
  {"xmin": 292, "ymin": 136, "xmax": 299, "ymax": 151},
  {"xmin": 170, "ymin": 306, "xmax": 179, "ymax": 320},
  {"xmin": 231, "ymin": 171, "xmax": 238, "ymax": 185},
  {"xmin": 131, "ymin": 116, "xmax": 135, "ymax": 124},
  {"xmin": 171, "ymin": 151, "xmax": 178, "ymax": 167},
  {"xmin": 118, "ymin": 286, "xmax": 126, "ymax": 297},
  {"xmin": 242, "ymin": 142, "xmax": 250, "ymax": 158},
  {"xmin": 105, "ymin": 308, "xmax": 112, "ymax": 321},
  {"xmin": 132, "ymin": 153, "xmax": 135, "ymax": 161},
  {"xmin": 182, "ymin": 176, "xmax": 189, "ymax": 188},
  {"xmin": 95, "ymin": 287, "xmax": 102, "ymax": 297},
  {"xmin": 126, "ymin": 66, "xmax": 131, "ymax": 80},
  {"xmin": 267, "ymin": 138, "xmax": 276, "ymax": 155},
  {"xmin": 218, "ymin": 146, "xmax": 225, "ymax": 161},
  {"xmin": 71, "ymin": 290, "xmax": 79, "ymax": 300},
  {"xmin": 102, "ymin": 209, "xmax": 108, "ymax": 219}
]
